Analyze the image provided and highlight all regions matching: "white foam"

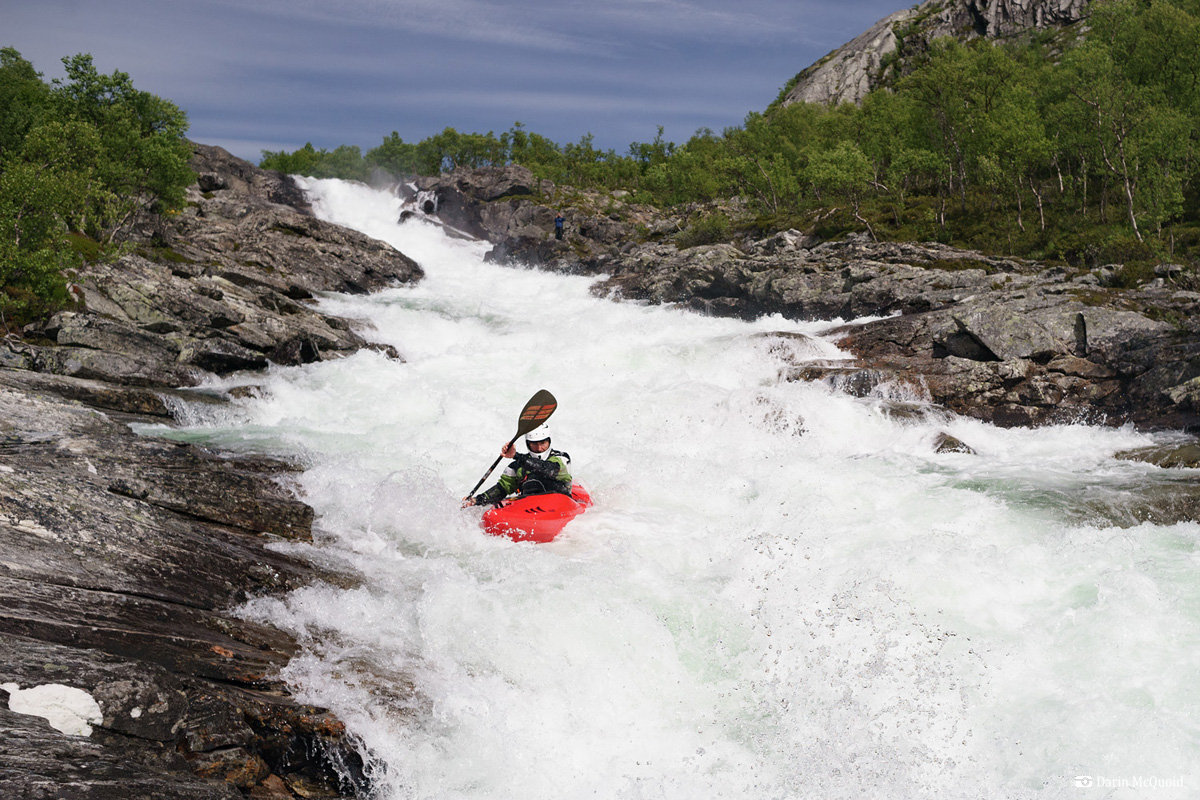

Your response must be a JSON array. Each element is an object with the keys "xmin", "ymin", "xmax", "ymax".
[{"xmin": 3, "ymin": 682, "xmax": 103, "ymax": 736}]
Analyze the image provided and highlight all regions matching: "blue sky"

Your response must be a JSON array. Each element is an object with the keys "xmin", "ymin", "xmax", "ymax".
[{"xmin": 3, "ymin": 0, "xmax": 905, "ymax": 163}]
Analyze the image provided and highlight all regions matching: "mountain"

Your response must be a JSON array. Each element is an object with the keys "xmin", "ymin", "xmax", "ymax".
[{"xmin": 779, "ymin": 0, "xmax": 1090, "ymax": 107}]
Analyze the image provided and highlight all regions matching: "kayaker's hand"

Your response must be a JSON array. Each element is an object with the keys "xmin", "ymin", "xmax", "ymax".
[
  {"xmin": 501, "ymin": 442, "xmax": 516, "ymax": 459},
  {"xmin": 461, "ymin": 495, "xmax": 477, "ymax": 508}
]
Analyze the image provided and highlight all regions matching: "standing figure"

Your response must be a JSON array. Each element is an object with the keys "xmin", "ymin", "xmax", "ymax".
[{"xmin": 554, "ymin": 212, "xmax": 565, "ymax": 240}]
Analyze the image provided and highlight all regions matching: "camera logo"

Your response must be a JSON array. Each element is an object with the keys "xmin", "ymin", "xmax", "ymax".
[{"xmin": 1074, "ymin": 776, "xmax": 1094, "ymax": 787}]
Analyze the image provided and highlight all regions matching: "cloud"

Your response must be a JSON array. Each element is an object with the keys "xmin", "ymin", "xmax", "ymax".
[
  {"xmin": 204, "ymin": 0, "xmax": 591, "ymax": 53},
  {"xmin": 4, "ymin": 0, "xmax": 909, "ymax": 162},
  {"xmin": 200, "ymin": 0, "xmax": 865, "ymax": 55}
]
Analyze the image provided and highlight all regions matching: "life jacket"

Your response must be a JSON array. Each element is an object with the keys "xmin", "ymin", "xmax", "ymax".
[{"xmin": 478, "ymin": 449, "xmax": 572, "ymax": 505}]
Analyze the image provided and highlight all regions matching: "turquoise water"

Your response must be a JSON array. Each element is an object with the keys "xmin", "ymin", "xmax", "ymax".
[{"xmin": 150, "ymin": 178, "xmax": 1200, "ymax": 799}]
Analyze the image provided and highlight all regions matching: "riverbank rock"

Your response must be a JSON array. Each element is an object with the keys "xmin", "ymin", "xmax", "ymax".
[
  {"xmin": 410, "ymin": 166, "xmax": 669, "ymax": 273},
  {"xmin": 0, "ymin": 370, "xmax": 367, "ymax": 798},
  {"xmin": 13, "ymin": 143, "xmax": 422, "ymax": 389},
  {"xmin": 408, "ymin": 165, "xmax": 1200, "ymax": 432},
  {"xmin": 588, "ymin": 232, "xmax": 1200, "ymax": 431}
]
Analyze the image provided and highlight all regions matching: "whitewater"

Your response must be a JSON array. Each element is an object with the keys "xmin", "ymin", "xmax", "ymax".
[{"xmin": 149, "ymin": 178, "xmax": 1200, "ymax": 799}]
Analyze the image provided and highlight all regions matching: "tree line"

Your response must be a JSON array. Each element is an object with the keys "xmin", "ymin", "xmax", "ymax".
[
  {"xmin": 263, "ymin": 0, "xmax": 1200, "ymax": 269},
  {"xmin": 0, "ymin": 48, "xmax": 193, "ymax": 326}
]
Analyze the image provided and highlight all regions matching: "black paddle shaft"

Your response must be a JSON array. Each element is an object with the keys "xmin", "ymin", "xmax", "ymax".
[{"xmin": 466, "ymin": 390, "xmax": 557, "ymax": 498}]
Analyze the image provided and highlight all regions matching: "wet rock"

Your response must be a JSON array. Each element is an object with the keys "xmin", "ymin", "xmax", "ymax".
[
  {"xmin": 412, "ymin": 165, "xmax": 538, "ymax": 239},
  {"xmin": 413, "ymin": 167, "xmax": 672, "ymax": 274},
  {"xmin": 267, "ymin": 336, "xmax": 323, "ymax": 366},
  {"xmin": 190, "ymin": 748, "xmax": 271, "ymax": 787},
  {"xmin": 179, "ymin": 337, "xmax": 270, "ymax": 374},
  {"xmin": 0, "ymin": 368, "xmax": 173, "ymax": 417},
  {"xmin": 1, "ymin": 702, "xmax": 242, "ymax": 800},
  {"xmin": 1073, "ymin": 481, "xmax": 1200, "ymax": 528},
  {"xmin": 0, "ymin": 371, "xmax": 368, "ymax": 798},
  {"xmin": 789, "ymin": 363, "xmax": 890, "ymax": 398},
  {"xmin": 1116, "ymin": 442, "xmax": 1200, "ymax": 469},
  {"xmin": 0, "ymin": 143, "xmax": 422, "ymax": 799},
  {"xmin": 933, "ymin": 432, "xmax": 976, "ymax": 455}
]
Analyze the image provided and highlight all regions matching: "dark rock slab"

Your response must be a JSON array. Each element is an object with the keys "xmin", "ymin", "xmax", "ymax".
[
  {"xmin": 0, "ymin": 372, "xmax": 371, "ymax": 797},
  {"xmin": 2, "ymin": 631, "xmax": 361, "ymax": 799},
  {"xmin": 1, "ymin": 703, "xmax": 242, "ymax": 800},
  {"xmin": 933, "ymin": 433, "xmax": 976, "ymax": 454}
]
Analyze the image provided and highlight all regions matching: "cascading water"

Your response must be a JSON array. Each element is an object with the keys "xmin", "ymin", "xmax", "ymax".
[{"xmin": 148, "ymin": 178, "xmax": 1200, "ymax": 799}]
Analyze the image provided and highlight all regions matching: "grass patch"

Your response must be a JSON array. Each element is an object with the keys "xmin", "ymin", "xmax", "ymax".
[
  {"xmin": 136, "ymin": 245, "xmax": 195, "ymax": 264},
  {"xmin": 270, "ymin": 223, "xmax": 311, "ymax": 237},
  {"xmin": 67, "ymin": 232, "xmax": 102, "ymax": 262}
]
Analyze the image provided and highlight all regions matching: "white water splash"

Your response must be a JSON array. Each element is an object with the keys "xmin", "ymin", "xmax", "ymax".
[{"xmin": 154, "ymin": 178, "xmax": 1200, "ymax": 799}]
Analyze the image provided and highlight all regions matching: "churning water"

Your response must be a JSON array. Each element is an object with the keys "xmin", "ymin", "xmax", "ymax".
[{"xmin": 152, "ymin": 178, "xmax": 1200, "ymax": 799}]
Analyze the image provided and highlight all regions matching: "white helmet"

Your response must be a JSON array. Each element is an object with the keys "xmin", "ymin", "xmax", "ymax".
[{"xmin": 525, "ymin": 425, "xmax": 551, "ymax": 446}]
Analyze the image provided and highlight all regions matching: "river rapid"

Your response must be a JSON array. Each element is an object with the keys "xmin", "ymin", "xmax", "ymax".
[{"xmin": 151, "ymin": 178, "xmax": 1200, "ymax": 799}]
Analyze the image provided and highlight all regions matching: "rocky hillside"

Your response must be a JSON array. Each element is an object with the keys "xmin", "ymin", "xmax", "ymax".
[
  {"xmin": 780, "ymin": 0, "xmax": 1090, "ymax": 106},
  {"xmin": 1, "ymin": 145, "xmax": 423, "ymax": 799},
  {"xmin": 8, "ymin": 144, "xmax": 421, "ymax": 390}
]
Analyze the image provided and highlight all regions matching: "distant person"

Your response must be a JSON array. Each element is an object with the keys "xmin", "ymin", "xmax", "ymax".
[
  {"xmin": 462, "ymin": 425, "xmax": 572, "ymax": 507},
  {"xmin": 554, "ymin": 212, "xmax": 565, "ymax": 240}
]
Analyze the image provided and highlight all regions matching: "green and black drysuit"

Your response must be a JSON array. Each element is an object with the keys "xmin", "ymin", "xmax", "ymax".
[{"xmin": 474, "ymin": 449, "xmax": 572, "ymax": 506}]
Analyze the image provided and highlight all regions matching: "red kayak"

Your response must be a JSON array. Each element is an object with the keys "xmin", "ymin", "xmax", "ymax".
[{"xmin": 482, "ymin": 485, "xmax": 593, "ymax": 543}]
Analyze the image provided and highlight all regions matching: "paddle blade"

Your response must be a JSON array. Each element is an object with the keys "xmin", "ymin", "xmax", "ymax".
[{"xmin": 516, "ymin": 390, "xmax": 557, "ymax": 437}]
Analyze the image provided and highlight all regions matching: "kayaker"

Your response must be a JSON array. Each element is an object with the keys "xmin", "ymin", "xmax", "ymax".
[{"xmin": 462, "ymin": 425, "xmax": 572, "ymax": 507}]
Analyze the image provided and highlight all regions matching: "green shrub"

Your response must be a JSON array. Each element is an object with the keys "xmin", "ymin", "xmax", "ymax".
[
  {"xmin": 676, "ymin": 212, "xmax": 732, "ymax": 249},
  {"xmin": 0, "ymin": 48, "xmax": 192, "ymax": 323}
]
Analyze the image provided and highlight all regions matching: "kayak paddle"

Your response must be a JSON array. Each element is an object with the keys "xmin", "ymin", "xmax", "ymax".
[{"xmin": 465, "ymin": 389, "xmax": 557, "ymax": 499}]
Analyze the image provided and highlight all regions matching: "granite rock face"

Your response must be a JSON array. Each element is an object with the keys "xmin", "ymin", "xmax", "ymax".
[
  {"xmin": 782, "ymin": 7, "xmax": 920, "ymax": 108},
  {"xmin": 13, "ymin": 143, "xmax": 420, "ymax": 389},
  {"xmin": 781, "ymin": 0, "xmax": 1091, "ymax": 107}
]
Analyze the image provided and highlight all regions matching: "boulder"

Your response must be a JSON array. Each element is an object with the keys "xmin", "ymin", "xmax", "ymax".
[
  {"xmin": 1117, "ymin": 442, "xmax": 1200, "ymax": 468},
  {"xmin": 933, "ymin": 432, "xmax": 976, "ymax": 454}
]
